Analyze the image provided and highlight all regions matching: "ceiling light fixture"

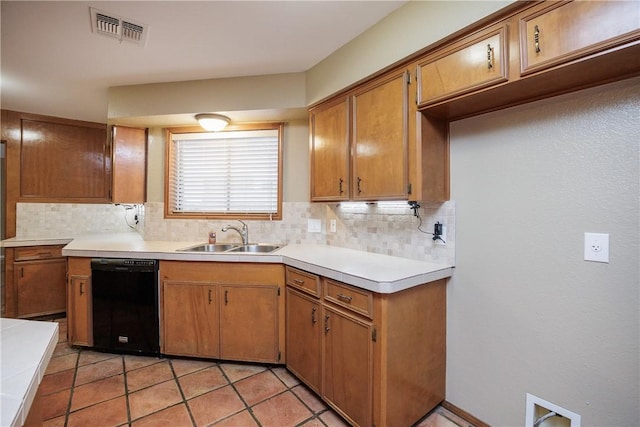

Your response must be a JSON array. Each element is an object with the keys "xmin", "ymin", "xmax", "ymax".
[{"xmin": 195, "ymin": 113, "xmax": 230, "ymax": 132}]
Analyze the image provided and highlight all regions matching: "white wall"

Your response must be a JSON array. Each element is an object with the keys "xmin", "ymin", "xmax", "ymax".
[{"xmin": 448, "ymin": 77, "xmax": 639, "ymax": 425}]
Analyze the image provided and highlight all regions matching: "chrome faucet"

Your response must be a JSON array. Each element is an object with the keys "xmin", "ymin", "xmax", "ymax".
[{"xmin": 222, "ymin": 220, "xmax": 249, "ymax": 245}]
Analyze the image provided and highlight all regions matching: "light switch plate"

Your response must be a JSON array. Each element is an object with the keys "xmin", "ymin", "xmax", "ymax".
[
  {"xmin": 584, "ymin": 232, "xmax": 609, "ymax": 263},
  {"xmin": 308, "ymin": 219, "xmax": 322, "ymax": 233}
]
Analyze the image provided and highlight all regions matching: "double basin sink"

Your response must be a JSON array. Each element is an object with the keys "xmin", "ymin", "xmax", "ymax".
[{"xmin": 178, "ymin": 243, "xmax": 283, "ymax": 253}]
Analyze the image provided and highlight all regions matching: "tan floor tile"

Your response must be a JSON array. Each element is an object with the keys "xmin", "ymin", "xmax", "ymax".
[
  {"xmin": 53, "ymin": 342, "xmax": 79, "ymax": 358},
  {"xmin": 67, "ymin": 396, "xmax": 128, "ymax": 427},
  {"xmin": 187, "ymin": 385, "xmax": 245, "ymax": 426},
  {"xmin": 171, "ymin": 358, "xmax": 217, "ymax": 377},
  {"xmin": 70, "ymin": 374, "xmax": 125, "ymax": 411},
  {"xmin": 78, "ymin": 350, "xmax": 120, "ymax": 367},
  {"xmin": 45, "ymin": 352, "xmax": 78, "ymax": 375},
  {"xmin": 212, "ymin": 409, "xmax": 259, "ymax": 426},
  {"xmin": 234, "ymin": 370, "xmax": 287, "ymax": 406},
  {"xmin": 299, "ymin": 419, "xmax": 326, "ymax": 427},
  {"xmin": 41, "ymin": 368, "xmax": 75, "ymax": 396},
  {"xmin": 42, "ymin": 415, "xmax": 66, "ymax": 427},
  {"xmin": 124, "ymin": 354, "xmax": 164, "ymax": 372},
  {"xmin": 41, "ymin": 388, "xmax": 71, "ymax": 421},
  {"xmin": 319, "ymin": 409, "xmax": 350, "ymax": 427},
  {"xmin": 219, "ymin": 362, "xmax": 266, "ymax": 383},
  {"xmin": 416, "ymin": 407, "xmax": 468, "ymax": 427},
  {"xmin": 291, "ymin": 384, "xmax": 326, "ymax": 413},
  {"xmin": 128, "ymin": 379, "xmax": 183, "ymax": 421},
  {"xmin": 251, "ymin": 391, "xmax": 313, "ymax": 427},
  {"xmin": 75, "ymin": 357, "xmax": 124, "ymax": 386},
  {"xmin": 272, "ymin": 367, "xmax": 300, "ymax": 388},
  {"xmin": 131, "ymin": 403, "xmax": 193, "ymax": 427},
  {"xmin": 178, "ymin": 365, "xmax": 228, "ymax": 399},
  {"xmin": 126, "ymin": 361, "xmax": 173, "ymax": 392}
]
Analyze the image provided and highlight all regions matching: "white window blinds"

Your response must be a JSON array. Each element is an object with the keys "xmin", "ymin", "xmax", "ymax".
[{"xmin": 170, "ymin": 129, "xmax": 279, "ymax": 215}]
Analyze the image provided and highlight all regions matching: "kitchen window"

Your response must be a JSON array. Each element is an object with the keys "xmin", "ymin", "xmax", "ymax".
[{"xmin": 165, "ymin": 123, "xmax": 283, "ymax": 220}]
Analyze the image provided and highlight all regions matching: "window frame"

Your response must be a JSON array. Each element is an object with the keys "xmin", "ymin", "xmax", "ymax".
[{"xmin": 164, "ymin": 122, "xmax": 283, "ymax": 220}]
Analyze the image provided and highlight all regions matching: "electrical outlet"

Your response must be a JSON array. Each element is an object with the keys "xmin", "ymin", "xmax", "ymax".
[
  {"xmin": 307, "ymin": 219, "xmax": 322, "ymax": 233},
  {"xmin": 433, "ymin": 222, "xmax": 446, "ymax": 245},
  {"xmin": 584, "ymin": 232, "xmax": 609, "ymax": 263},
  {"xmin": 329, "ymin": 219, "xmax": 337, "ymax": 233}
]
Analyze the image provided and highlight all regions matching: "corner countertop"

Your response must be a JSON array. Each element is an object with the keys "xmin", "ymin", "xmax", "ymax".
[
  {"xmin": 1, "ymin": 318, "xmax": 59, "ymax": 427},
  {"xmin": 4, "ymin": 233, "xmax": 454, "ymax": 294}
]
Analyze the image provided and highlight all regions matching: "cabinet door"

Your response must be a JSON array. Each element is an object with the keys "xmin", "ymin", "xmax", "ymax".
[
  {"xmin": 162, "ymin": 281, "xmax": 219, "ymax": 358},
  {"xmin": 352, "ymin": 70, "xmax": 409, "ymax": 200},
  {"xmin": 111, "ymin": 125, "xmax": 147, "ymax": 204},
  {"xmin": 322, "ymin": 306, "xmax": 373, "ymax": 427},
  {"xmin": 520, "ymin": 1, "xmax": 640, "ymax": 75},
  {"xmin": 417, "ymin": 24, "xmax": 507, "ymax": 107},
  {"xmin": 309, "ymin": 97, "xmax": 350, "ymax": 201},
  {"xmin": 16, "ymin": 259, "xmax": 66, "ymax": 317},
  {"xmin": 286, "ymin": 288, "xmax": 322, "ymax": 393},
  {"xmin": 220, "ymin": 284, "xmax": 280, "ymax": 363},
  {"xmin": 68, "ymin": 275, "xmax": 93, "ymax": 346}
]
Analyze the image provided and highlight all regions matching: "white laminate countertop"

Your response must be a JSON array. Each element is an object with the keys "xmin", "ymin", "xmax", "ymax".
[
  {"xmin": 1, "ymin": 318, "xmax": 59, "ymax": 427},
  {"xmin": 3, "ymin": 232, "xmax": 454, "ymax": 294}
]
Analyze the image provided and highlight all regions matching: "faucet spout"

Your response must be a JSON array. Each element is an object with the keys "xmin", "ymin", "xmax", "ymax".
[{"xmin": 221, "ymin": 220, "xmax": 249, "ymax": 245}]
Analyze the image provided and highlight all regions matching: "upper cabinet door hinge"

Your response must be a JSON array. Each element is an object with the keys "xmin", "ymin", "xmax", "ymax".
[
  {"xmin": 372, "ymin": 327, "xmax": 377, "ymax": 342},
  {"xmin": 406, "ymin": 70, "xmax": 412, "ymax": 85}
]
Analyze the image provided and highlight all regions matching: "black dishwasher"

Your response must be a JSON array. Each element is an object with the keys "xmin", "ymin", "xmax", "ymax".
[{"xmin": 91, "ymin": 258, "xmax": 160, "ymax": 356}]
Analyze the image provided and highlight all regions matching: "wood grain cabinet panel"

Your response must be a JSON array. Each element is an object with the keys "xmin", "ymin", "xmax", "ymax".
[
  {"xmin": 519, "ymin": 0, "xmax": 640, "ymax": 75},
  {"xmin": 417, "ymin": 24, "xmax": 508, "ymax": 108},
  {"xmin": 352, "ymin": 70, "xmax": 409, "ymax": 200},
  {"xmin": 309, "ymin": 97, "xmax": 350, "ymax": 201},
  {"xmin": 111, "ymin": 125, "xmax": 148, "ymax": 204},
  {"xmin": 67, "ymin": 257, "xmax": 93, "ymax": 347}
]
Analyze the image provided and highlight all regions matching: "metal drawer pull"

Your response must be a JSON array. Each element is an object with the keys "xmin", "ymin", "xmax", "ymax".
[
  {"xmin": 337, "ymin": 293, "xmax": 353, "ymax": 303},
  {"xmin": 292, "ymin": 278, "xmax": 305, "ymax": 285},
  {"xmin": 79, "ymin": 282, "xmax": 84, "ymax": 295},
  {"xmin": 339, "ymin": 178, "xmax": 344, "ymax": 194},
  {"xmin": 534, "ymin": 25, "xmax": 540, "ymax": 53},
  {"xmin": 324, "ymin": 314, "xmax": 330, "ymax": 333},
  {"xmin": 356, "ymin": 177, "xmax": 363, "ymax": 194},
  {"xmin": 208, "ymin": 289, "xmax": 212, "ymax": 304},
  {"xmin": 311, "ymin": 307, "xmax": 317, "ymax": 324},
  {"xmin": 37, "ymin": 251, "xmax": 53, "ymax": 257},
  {"xmin": 487, "ymin": 44, "xmax": 493, "ymax": 69},
  {"xmin": 224, "ymin": 290, "xmax": 229, "ymax": 305}
]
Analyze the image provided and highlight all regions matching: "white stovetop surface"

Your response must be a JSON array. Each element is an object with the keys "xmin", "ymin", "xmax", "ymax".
[
  {"xmin": 2, "ymin": 232, "xmax": 454, "ymax": 294},
  {"xmin": 1, "ymin": 318, "xmax": 59, "ymax": 427}
]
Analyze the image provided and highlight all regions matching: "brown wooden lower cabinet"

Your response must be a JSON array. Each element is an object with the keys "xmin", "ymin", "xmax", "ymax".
[
  {"xmin": 286, "ymin": 266, "xmax": 446, "ymax": 427},
  {"xmin": 67, "ymin": 257, "xmax": 93, "ymax": 346},
  {"xmin": 160, "ymin": 261, "xmax": 285, "ymax": 364},
  {"xmin": 4, "ymin": 245, "xmax": 67, "ymax": 319}
]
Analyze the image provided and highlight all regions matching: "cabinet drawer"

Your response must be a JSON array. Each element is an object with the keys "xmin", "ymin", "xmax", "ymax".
[
  {"xmin": 417, "ymin": 24, "xmax": 508, "ymax": 108},
  {"xmin": 519, "ymin": 1, "xmax": 640, "ymax": 76},
  {"xmin": 323, "ymin": 279, "xmax": 373, "ymax": 319},
  {"xmin": 14, "ymin": 245, "xmax": 64, "ymax": 261},
  {"xmin": 286, "ymin": 267, "xmax": 321, "ymax": 297}
]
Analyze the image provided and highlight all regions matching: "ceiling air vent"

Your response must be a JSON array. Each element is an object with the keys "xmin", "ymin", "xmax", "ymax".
[{"xmin": 90, "ymin": 8, "xmax": 149, "ymax": 46}]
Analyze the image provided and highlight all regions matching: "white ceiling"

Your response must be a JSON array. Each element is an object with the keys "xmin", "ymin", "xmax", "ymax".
[{"xmin": 0, "ymin": 1, "xmax": 406, "ymax": 124}]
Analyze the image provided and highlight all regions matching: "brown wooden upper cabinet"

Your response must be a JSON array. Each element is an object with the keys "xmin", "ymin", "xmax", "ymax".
[
  {"xmin": 309, "ymin": 97, "xmax": 350, "ymax": 202},
  {"xmin": 111, "ymin": 125, "xmax": 147, "ymax": 204},
  {"xmin": 519, "ymin": 1, "xmax": 640, "ymax": 76},
  {"xmin": 16, "ymin": 113, "xmax": 110, "ymax": 202},
  {"xmin": 417, "ymin": 24, "xmax": 508, "ymax": 108},
  {"xmin": 352, "ymin": 70, "xmax": 409, "ymax": 201}
]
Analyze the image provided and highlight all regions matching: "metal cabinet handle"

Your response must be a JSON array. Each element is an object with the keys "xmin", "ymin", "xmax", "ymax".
[
  {"xmin": 224, "ymin": 290, "xmax": 229, "ymax": 305},
  {"xmin": 293, "ymin": 278, "xmax": 305, "ymax": 285},
  {"xmin": 20, "ymin": 267, "xmax": 24, "ymax": 278},
  {"xmin": 337, "ymin": 293, "xmax": 353, "ymax": 303},
  {"xmin": 37, "ymin": 251, "xmax": 53, "ymax": 257},
  {"xmin": 79, "ymin": 281, "xmax": 84, "ymax": 295},
  {"xmin": 487, "ymin": 44, "xmax": 493, "ymax": 69},
  {"xmin": 534, "ymin": 25, "xmax": 541, "ymax": 53},
  {"xmin": 311, "ymin": 307, "xmax": 317, "ymax": 324},
  {"xmin": 208, "ymin": 289, "xmax": 212, "ymax": 304},
  {"xmin": 324, "ymin": 314, "xmax": 330, "ymax": 333},
  {"xmin": 339, "ymin": 178, "xmax": 344, "ymax": 195},
  {"xmin": 356, "ymin": 177, "xmax": 363, "ymax": 194}
]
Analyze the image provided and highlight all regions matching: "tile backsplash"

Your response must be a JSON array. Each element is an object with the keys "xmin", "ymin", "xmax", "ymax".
[{"xmin": 16, "ymin": 201, "xmax": 455, "ymax": 265}]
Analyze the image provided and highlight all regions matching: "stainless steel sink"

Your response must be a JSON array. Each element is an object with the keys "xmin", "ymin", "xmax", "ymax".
[
  {"xmin": 227, "ymin": 244, "xmax": 282, "ymax": 253},
  {"xmin": 178, "ymin": 243, "xmax": 282, "ymax": 253},
  {"xmin": 178, "ymin": 243, "xmax": 239, "ymax": 252}
]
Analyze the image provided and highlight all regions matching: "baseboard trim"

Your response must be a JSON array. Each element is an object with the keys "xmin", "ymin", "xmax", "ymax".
[{"xmin": 442, "ymin": 401, "xmax": 490, "ymax": 427}]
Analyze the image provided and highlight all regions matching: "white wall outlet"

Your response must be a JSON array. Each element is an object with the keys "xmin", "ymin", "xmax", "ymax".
[
  {"xmin": 584, "ymin": 232, "xmax": 609, "ymax": 263},
  {"xmin": 525, "ymin": 393, "xmax": 581, "ymax": 427},
  {"xmin": 329, "ymin": 219, "xmax": 337, "ymax": 233},
  {"xmin": 307, "ymin": 219, "xmax": 322, "ymax": 233},
  {"xmin": 435, "ymin": 224, "xmax": 447, "ymax": 245}
]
